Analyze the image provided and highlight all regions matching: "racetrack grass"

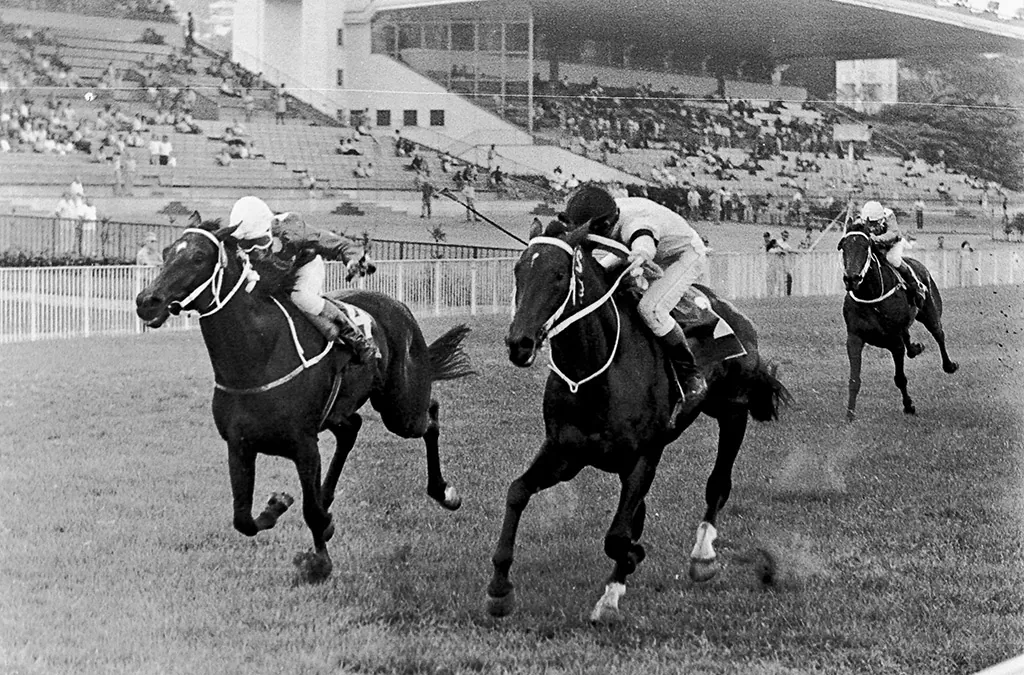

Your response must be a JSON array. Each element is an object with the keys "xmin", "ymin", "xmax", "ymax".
[{"xmin": 1, "ymin": 285, "xmax": 1022, "ymax": 674}]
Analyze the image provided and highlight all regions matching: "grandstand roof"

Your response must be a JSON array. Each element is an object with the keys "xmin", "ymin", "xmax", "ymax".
[{"xmin": 367, "ymin": 0, "xmax": 1024, "ymax": 60}]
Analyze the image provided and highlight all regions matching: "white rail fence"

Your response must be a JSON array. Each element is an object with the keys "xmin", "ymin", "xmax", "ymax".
[{"xmin": 2, "ymin": 250, "xmax": 1022, "ymax": 343}]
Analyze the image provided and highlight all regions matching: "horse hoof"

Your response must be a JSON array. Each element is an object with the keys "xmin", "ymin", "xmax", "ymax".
[
  {"xmin": 589, "ymin": 604, "xmax": 622, "ymax": 625},
  {"xmin": 944, "ymin": 361, "xmax": 959, "ymax": 374},
  {"xmin": 907, "ymin": 344, "xmax": 925, "ymax": 358},
  {"xmin": 441, "ymin": 486, "xmax": 462, "ymax": 511},
  {"xmin": 846, "ymin": 411, "xmax": 856, "ymax": 423},
  {"xmin": 293, "ymin": 550, "xmax": 333, "ymax": 584},
  {"xmin": 689, "ymin": 557, "xmax": 720, "ymax": 583},
  {"xmin": 904, "ymin": 405, "xmax": 917, "ymax": 416},
  {"xmin": 485, "ymin": 590, "xmax": 516, "ymax": 618},
  {"xmin": 268, "ymin": 492, "xmax": 294, "ymax": 513}
]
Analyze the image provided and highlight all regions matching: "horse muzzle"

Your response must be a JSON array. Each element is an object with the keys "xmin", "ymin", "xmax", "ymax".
[
  {"xmin": 135, "ymin": 290, "xmax": 172, "ymax": 328},
  {"xmin": 843, "ymin": 274, "xmax": 863, "ymax": 291},
  {"xmin": 506, "ymin": 332, "xmax": 544, "ymax": 368}
]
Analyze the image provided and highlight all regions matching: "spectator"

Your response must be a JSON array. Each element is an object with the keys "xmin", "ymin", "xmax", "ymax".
[
  {"xmin": 762, "ymin": 231, "xmax": 779, "ymax": 253},
  {"xmin": 158, "ymin": 134, "xmax": 173, "ymax": 166},
  {"xmin": 687, "ymin": 186, "xmax": 702, "ymax": 220},
  {"xmin": 184, "ymin": 12, "xmax": 196, "ymax": 50},
  {"xmin": 80, "ymin": 197, "xmax": 98, "ymax": 257},
  {"xmin": 55, "ymin": 191, "xmax": 76, "ymax": 220},
  {"xmin": 148, "ymin": 133, "xmax": 160, "ymax": 165},
  {"xmin": 420, "ymin": 181, "xmax": 435, "ymax": 219},
  {"xmin": 486, "ymin": 144, "xmax": 495, "ymax": 170},
  {"xmin": 798, "ymin": 227, "xmax": 814, "ymax": 250},
  {"xmin": 242, "ymin": 89, "xmax": 254, "ymax": 122},
  {"xmin": 111, "ymin": 154, "xmax": 124, "ymax": 196},
  {"xmin": 937, "ymin": 236, "xmax": 945, "ymax": 250},
  {"xmin": 136, "ymin": 232, "xmax": 164, "ymax": 267},
  {"xmin": 216, "ymin": 144, "xmax": 232, "ymax": 166},
  {"xmin": 274, "ymin": 84, "xmax": 287, "ymax": 125},
  {"xmin": 124, "ymin": 152, "xmax": 137, "ymax": 196},
  {"xmin": 914, "ymin": 197, "xmax": 926, "ymax": 231},
  {"xmin": 463, "ymin": 182, "xmax": 478, "ymax": 222},
  {"xmin": 69, "ymin": 176, "xmax": 84, "ymax": 198},
  {"xmin": 353, "ymin": 161, "xmax": 367, "ymax": 178},
  {"xmin": 363, "ymin": 161, "xmax": 376, "ymax": 178}
]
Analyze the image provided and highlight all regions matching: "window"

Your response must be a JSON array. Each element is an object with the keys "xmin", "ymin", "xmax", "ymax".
[
  {"xmin": 403, "ymin": 109, "xmax": 418, "ymax": 126},
  {"xmin": 429, "ymin": 109, "xmax": 445, "ymax": 127},
  {"xmin": 336, "ymin": 28, "xmax": 344, "ymax": 46},
  {"xmin": 336, "ymin": 69, "xmax": 344, "ymax": 87},
  {"xmin": 376, "ymin": 109, "xmax": 391, "ymax": 127},
  {"xmin": 451, "ymin": 22, "xmax": 474, "ymax": 51}
]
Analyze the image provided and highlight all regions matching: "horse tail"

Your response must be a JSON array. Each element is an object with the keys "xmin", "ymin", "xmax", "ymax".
[
  {"xmin": 746, "ymin": 357, "xmax": 795, "ymax": 422},
  {"xmin": 428, "ymin": 324, "xmax": 475, "ymax": 382}
]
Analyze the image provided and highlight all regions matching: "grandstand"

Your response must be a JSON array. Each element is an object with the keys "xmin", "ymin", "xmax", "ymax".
[{"xmin": 0, "ymin": 0, "xmax": 1021, "ymax": 261}]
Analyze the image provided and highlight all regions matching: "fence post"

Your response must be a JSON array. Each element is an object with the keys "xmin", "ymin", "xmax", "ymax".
[
  {"xmin": 133, "ymin": 265, "xmax": 144, "ymax": 334},
  {"xmin": 470, "ymin": 261, "xmax": 478, "ymax": 316},
  {"xmin": 83, "ymin": 266, "xmax": 92, "ymax": 337},
  {"xmin": 396, "ymin": 263, "xmax": 404, "ymax": 305},
  {"xmin": 30, "ymin": 267, "xmax": 39, "ymax": 341},
  {"xmin": 433, "ymin": 260, "xmax": 441, "ymax": 316}
]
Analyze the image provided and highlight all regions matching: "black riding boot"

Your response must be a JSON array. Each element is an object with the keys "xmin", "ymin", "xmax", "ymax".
[
  {"xmin": 662, "ymin": 325, "xmax": 708, "ymax": 402},
  {"xmin": 896, "ymin": 263, "xmax": 926, "ymax": 309}
]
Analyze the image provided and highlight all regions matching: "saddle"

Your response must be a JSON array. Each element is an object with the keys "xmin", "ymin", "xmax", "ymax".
[{"xmin": 670, "ymin": 286, "xmax": 748, "ymax": 365}]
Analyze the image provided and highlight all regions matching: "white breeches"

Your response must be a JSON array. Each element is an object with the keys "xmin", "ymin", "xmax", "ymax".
[
  {"xmin": 291, "ymin": 254, "xmax": 326, "ymax": 314},
  {"xmin": 885, "ymin": 238, "xmax": 906, "ymax": 267},
  {"xmin": 637, "ymin": 249, "xmax": 704, "ymax": 337}
]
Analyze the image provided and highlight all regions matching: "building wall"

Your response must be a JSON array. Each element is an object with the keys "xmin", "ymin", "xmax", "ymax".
[{"xmin": 836, "ymin": 58, "xmax": 899, "ymax": 114}]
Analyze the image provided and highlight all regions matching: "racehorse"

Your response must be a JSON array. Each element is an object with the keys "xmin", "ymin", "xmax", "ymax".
[
  {"xmin": 135, "ymin": 213, "xmax": 473, "ymax": 583},
  {"xmin": 838, "ymin": 222, "xmax": 958, "ymax": 421},
  {"xmin": 487, "ymin": 219, "xmax": 793, "ymax": 622}
]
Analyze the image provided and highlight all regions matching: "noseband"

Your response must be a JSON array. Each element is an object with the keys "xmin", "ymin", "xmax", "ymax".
[
  {"xmin": 525, "ymin": 235, "xmax": 639, "ymax": 393},
  {"xmin": 169, "ymin": 228, "xmax": 259, "ymax": 318},
  {"xmin": 838, "ymin": 230, "xmax": 897, "ymax": 304}
]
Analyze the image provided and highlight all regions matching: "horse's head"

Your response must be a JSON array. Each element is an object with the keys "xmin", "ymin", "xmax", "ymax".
[
  {"xmin": 506, "ymin": 217, "xmax": 596, "ymax": 367},
  {"xmin": 837, "ymin": 226, "xmax": 872, "ymax": 292},
  {"xmin": 135, "ymin": 211, "xmax": 241, "ymax": 327}
]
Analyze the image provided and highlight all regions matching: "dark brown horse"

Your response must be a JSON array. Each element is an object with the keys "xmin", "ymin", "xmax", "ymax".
[
  {"xmin": 838, "ymin": 224, "xmax": 958, "ymax": 421},
  {"xmin": 135, "ymin": 213, "xmax": 473, "ymax": 583},
  {"xmin": 487, "ymin": 220, "xmax": 792, "ymax": 622}
]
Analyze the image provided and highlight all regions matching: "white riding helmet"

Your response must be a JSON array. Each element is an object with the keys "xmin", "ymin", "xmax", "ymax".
[
  {"xmin": 860, "ymin": 200, "xmax": 885, "ymax": 223},
  {"xmin": 229, "ymin": 196, "xmax": 274, "ymax": 240}
]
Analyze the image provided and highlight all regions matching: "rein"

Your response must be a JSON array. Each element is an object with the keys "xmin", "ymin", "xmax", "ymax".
[
  {"xmin": 528, "ymin": 235, "xmax": 638, "ymax": 394},
  {"xmin": 173, "ymin": 228, "xmax": 338, "ymax": 409},
  {"xmin": 839, "ymin": 231, "xmax": 898, "ymax": 304}
]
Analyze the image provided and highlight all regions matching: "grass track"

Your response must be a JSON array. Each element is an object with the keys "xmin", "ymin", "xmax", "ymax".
[{"xmin": 1, "ymin": 286, "xmax": 1023, "ymax": 674}]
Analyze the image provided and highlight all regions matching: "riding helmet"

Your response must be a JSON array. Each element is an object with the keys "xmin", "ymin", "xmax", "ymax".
[
  {"xmin": 229, "ymin": 196, "xmax": 275, "ymax": 240},
  {"xmin": 860, "ymin": 200, "xmax": 885, "ymax": 223},
  {"xmin": 563, "ymin": 185, "xmax": 620, "ymax": 235}
]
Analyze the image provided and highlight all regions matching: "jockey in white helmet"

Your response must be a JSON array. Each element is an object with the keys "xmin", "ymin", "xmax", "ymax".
[
  {"xmin": 562, "ymin": 185, "xmax": 709, "ymax": 404},
  {"xmin": 856, "ymin": 200, "xmax": 926, "ymax": 308},
  {"xmin": 228, "ymin": 195, "xmax": 379, "ymax": 362}
]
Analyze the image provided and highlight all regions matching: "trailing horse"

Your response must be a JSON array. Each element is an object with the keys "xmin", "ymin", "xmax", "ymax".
[
  {"xmin": 135, "ymin": 213, "xmax": 473, "ymax": 583},
  {"xmin": 486, "ymin": 219, "xmax": 792, "ymax": 622},
  {"xmin": 838, "ymin": 223, "xmax": 958, "ymax": 421}
]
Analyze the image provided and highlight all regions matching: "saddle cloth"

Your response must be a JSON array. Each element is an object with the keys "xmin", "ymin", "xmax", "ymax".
[{"xmin": 670, "ymin": 286, "xmax": 747, "ymax": 364}]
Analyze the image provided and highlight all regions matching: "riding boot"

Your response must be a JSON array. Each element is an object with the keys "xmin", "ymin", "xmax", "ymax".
[
  {"xmin": 662, "ymin": 325, "xmax": 709, "ymax": 402},
  {"xmin": 896, "ymin": 263, "xmax": 926, "ymax": 309},
  {"xmin": 318, "ymin": 301, "xmax": 380, "ymax": 364}
]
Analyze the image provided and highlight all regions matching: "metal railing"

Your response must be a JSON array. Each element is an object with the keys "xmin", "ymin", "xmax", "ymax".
[{"xmin": 3, "ymin": 249, "xmax": 1022, "ymax": 343}]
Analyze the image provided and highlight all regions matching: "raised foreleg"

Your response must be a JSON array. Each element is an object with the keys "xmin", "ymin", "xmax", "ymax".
[
  {"xmin": 485, "ymin": 442, "xmax": 583, "ymax": 618},
  {"xmin": 227, "ymin": 443, "xmax": 293, "ymax": 537}
]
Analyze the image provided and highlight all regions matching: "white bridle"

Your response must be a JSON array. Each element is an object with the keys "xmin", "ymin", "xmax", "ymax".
[
  {"xmin": 169, "ymin": 228, "xmax": 259, "ymax": 318},
  {"xmin": 838, "ymin": 230, "xmax": 897, "ymax": 304},
  {"xmin": 524, "ymin": 235, "xmax": 639, "ymax": 393}
]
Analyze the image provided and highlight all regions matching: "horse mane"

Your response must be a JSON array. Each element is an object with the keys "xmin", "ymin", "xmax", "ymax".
[{"xmin": 196, "ymin": 217, "xmax": 299, "ymax": 298}]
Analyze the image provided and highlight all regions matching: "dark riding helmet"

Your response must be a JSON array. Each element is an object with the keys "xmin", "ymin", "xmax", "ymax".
[{"xmin": 562, "ymin": 185, "xmax": 620, "ymax": 236}]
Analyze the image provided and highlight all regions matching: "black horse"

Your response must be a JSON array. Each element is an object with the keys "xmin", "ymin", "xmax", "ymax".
[
  {"xmin": 487, "ymin": 220, "xmax": 792, "ymax": 622},
  {"xmin": 838, "ymin": 224, "xmax": 958, "ymax": 421},
  {"xmin": 135, "ymin": 213, "xmax": 473, "ymax": 582}
]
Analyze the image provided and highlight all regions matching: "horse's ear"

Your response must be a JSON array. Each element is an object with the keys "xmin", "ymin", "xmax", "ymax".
[
  {"xmin": 187, "ymin": 210, "xmax": 203, "ymax": 229},
  {"xmin": 837, "ymin": 238, "xmax": 844, "ymax": 250},
  {"xmin": 214, "ymin": 223, "xmax": 240, "ymax": 240},
  {"xmin": 564, "ymin": 221, "xmax": 592, "ymax": 248},
  {"xmin": 528, "ymin": 218, "xmax": 544, "ymax": 240}
]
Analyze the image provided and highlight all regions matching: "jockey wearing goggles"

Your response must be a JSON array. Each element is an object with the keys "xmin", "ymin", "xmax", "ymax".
[
  {"xmin": 563, "ymin": 185, "xmax": 709, "ymax": 403},
  {"xmin": 228, "ymin": 196, "xmax": 379, "ymax": 362},
  {"xmin": 857, "ymin": 200, "xmax": 926, "ymax": 308}
]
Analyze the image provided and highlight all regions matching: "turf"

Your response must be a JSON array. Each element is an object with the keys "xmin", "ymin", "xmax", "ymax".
[{"xmin": 1, "ymin": 285, "xmax": 1022, "ymax": 674}]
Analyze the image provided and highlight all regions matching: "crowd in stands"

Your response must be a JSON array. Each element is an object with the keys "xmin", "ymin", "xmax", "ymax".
[
  {"xmin": 51, "ymin": 176, "xmax": 101, "ymax": 256},
  {"xmin": 5, "ymin": 0, "xmax": 178, "ymax": 22}
]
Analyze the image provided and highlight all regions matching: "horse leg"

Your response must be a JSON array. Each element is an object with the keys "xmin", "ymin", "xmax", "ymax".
[
  {"xmin": 486, "ymin": 442, "xmax": 583, "ymax": 618},
  {"xmin": 291, "ymin": 437, "xmax": 335, "ymax": 584},
  {"xmin": 901, "ymin": 327, "xmax": 925, "ymax": 359},
  {"xmin": 690, "ymin": 409, "xmax": 747, "ymax": 582},
  {"xmin": 889, "ymin": 344, "xmax": 916, "ymax": 415},
  {"xmin": 846, "ymin": 333, "xmax": 865, "ymax": 422},
  {"xmin": 424, "ymin": 399, "xmax": 462, "ymax": 510},
  {"xmin": 916, "ymin": 301, "xmax": 959, "ymax": 374},
  {"xmin": 319, "ymin": 413, "xmax": 363, "ymax": 541},
  {"xmin": 592, "ymin": 453, "xmax": 661, "ymax": 624},
  {"xmin": 228, "ymin": 443, "xmax": 293, "ymax": 536}
]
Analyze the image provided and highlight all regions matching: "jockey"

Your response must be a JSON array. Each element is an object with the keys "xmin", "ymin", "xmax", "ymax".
[
  {"xmin": 227, "ymin": 196, "xmax": 379, "ymax": 363},
  {"xmin": 858, "ymin": 200, "xmax": 926, "ymax": 308},
  {"xmin": 562, "ymin": 185, "xmax": 709, "ymax": 403}
]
